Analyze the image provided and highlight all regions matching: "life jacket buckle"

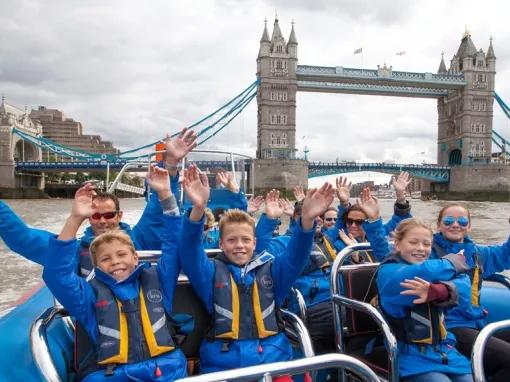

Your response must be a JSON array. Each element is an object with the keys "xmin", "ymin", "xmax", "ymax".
[
  {"xmin": 104, "ymin": 364, "xmax": 116, "ymax": 376},
  {"xmin": 221, "ymin": 341, "xmax": 231, "ymax": 352}
]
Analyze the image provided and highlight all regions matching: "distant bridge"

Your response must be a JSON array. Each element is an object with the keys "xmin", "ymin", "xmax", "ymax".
[
  {"xmin": 16, "ymin": 159, "xmax": 451, "ymax": 183},
  {"xmin": 308, "ymin": 162, "xmax": 451, "ymax": 182}
]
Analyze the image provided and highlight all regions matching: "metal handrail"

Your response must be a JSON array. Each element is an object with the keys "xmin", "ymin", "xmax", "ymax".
[
  {"xmin": 281, "ymin": 309, "xmax": 315, "ymax": 359},
  {"xmin": 175, "ymin": 353, "xmax": 380, "ymax": 382},
  {"xmin": 472, "ymin": 319, "xmax": 510, "ymax": 382},
  {"xmin": 291, "ymin": 287, "xmax": 307, "ymax": 322},
  {"xmin": 30, "ymin": 306, "xmax": 70, "ymax": 382},
  {"xmin": 330, "ymin": 243, "xmax": 399, "ymax": 382}
]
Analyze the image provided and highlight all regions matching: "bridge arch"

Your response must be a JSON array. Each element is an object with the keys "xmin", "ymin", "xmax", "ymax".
[
  {"xmin": 448, "ymin": 149, "xmax": 462, "ymax": 166},
  {"xmin": 13, "ymin": 137, "xmax": 40, "ymax": 162}
]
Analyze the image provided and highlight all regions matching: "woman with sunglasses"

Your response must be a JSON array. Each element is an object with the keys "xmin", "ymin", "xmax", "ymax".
[{"xmin": 431, "ymin": 203, "xmax": 510, "ymax": 382}]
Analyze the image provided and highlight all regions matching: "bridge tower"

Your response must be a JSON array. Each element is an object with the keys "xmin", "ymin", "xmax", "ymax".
[
  {"xmin": 437, "ymin": 32, "xmax": 496, "ymax": 166},
  {"xmin": 0, "ymin": 97, "xmax": 44, "ymax": 190},
  {"xmin": 254, "ymin": 18, "xmax": 308, "ymax": 190}
]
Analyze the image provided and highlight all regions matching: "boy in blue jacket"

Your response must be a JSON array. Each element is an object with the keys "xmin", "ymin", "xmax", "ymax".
[
  {"xmin": 179, "ymin": 165, "xmax": 334, "ymax": 373},
  {"xmin": 0, "ymin": 128, "xmax": 196, "ymax": 276},
  {"xmin": 43, "ymin": 165, "xmax": 187, "ymax": 382}
]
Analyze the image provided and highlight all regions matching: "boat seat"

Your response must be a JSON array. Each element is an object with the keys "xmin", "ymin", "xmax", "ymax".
[{"xmin": 340, "ymin": 263, "xmax": 390, "ymax": 379}]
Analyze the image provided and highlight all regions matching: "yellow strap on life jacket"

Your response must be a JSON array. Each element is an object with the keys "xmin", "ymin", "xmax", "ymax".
[
  {"xmin": 97, "ymin": 300, "xmax": 129, "ymax": 365},
  {"xmin": 252, "ymin": 281, "xmax": 277, "ymax": 338},
  {"xmin": 139, "ymin": 288, "xmax": 174, "ymax": 357},
  {"xmin": 216, "ymin": 274, "xmax": 240, "ymax": 340},
  {"xmin": 471, "ymin": 266, "xmax": 480, "ymax": 307},
  {"xmin": 323, "ymin": 236, "xmax": 337, "ymax": 261}
]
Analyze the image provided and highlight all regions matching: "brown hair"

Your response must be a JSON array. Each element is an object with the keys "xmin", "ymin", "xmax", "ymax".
[
  {"xmin": 93, "ymin": 192, "xmax": 120, "ymax": 211},
  {"xmin": 219, "ymin": 209, "xmax": 256, "ymax": 237},
  {"xmin": 342, "ymin": 204, "xmax": 368, "ymax": 225},
  {"xmin": 392, "ymin": 218, "xmax": 433, "ymax": 242},
  {"xmin": 437, "ymin": 203, "xmax": 471, "ymax": 225},
  {"xmin": 89, "ymin": 230, "xmax": 136, "ymax": 265},
  {"xmin": 322, "ymin": 207, "xmax": 337, "ymax": 220}
]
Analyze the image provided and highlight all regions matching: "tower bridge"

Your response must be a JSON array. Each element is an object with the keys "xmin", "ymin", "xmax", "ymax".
[
  {"xmin": 2, "ymin": 19, "xmax": 510, "ymax": 200},
  {"xmin": 254, "ymin": 18, "xmax": 510, "ymax": 199}
]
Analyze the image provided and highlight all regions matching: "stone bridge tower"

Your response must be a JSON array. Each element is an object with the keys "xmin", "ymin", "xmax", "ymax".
[
  {"xmin": 254, "ymin": 18, "xmax": 308, "ymax": 190},
  {"xmin": 0, "ymin": 97, "xmax": 44, "ymax": 189},
  {"xmin": 437, "ymin": 32, "xmax": 496, "ymax": 166}
]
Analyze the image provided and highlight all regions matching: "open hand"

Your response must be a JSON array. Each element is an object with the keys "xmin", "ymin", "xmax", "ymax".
[
  {"xmin": 165, "ymin": 128, "xmax": 197, "ymax": 164},
  {"xmin": 146, "ymin": 164, "xmax": 170, "ymax": 197},
  {"xmin": 247, "ymin": 195, "xmax": 264, "ymax": 214},
  {"xmin": 356, "ymin": 187, "xmax": 380, "ymax": 221},
  {"xmin": 216, "ymin": 171, "xmax": 240, "ymax": 193},
  {"xmin": 392, "ymin": 171, "xmax": 411, "ymax": 201},
  {"xmin": 335, "ymin": 177, "xmax": 352, "ymax": 205},
  {"xmin": 293, "ymin": 186, "xmax": 305, "ymax": 202},
  {"xmin": 400, "ymin": 277, "xmax": 430, "ymax": 304},
  {"xmin": 280, "ymin": 198, "xmax": 294, "ymax": 217},
  {"xmin": 264, "ymin": 189, "xmax": 284, "ymax": 219},
  {"xmin": 301, "ymin": 182, "xmax": 335, "ymax": 228},
  {"xmin": 72, "ymin": 183, "xmax": 96, "ymax": 219},
  {"xmin": 182, "ymin": 164, "xmax": 209, "ymax": 208}
]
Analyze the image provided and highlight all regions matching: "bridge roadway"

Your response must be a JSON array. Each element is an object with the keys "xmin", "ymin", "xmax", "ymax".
[
  {"xmin": 296, "ymin": 65, "xmax": 467, "ymax": 98},
  {"xmin": 16, "ymin": 160, "xmax": 451, "ymax": 183}
]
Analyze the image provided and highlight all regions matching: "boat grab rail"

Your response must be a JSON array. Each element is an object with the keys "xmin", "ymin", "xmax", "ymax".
[
  {"xmin": 174, "ymin": 353, "xmax": 380, "ymax": 382},
  {"xmin": 330, "ymin": 243, "xmax": 399, "ymax": 382},
  {"xmin": 472, "ymin": 319, "xmax": 510, "ymax": 382},
  {"xmin": 30, "ymin": 306, "xmax": 70, "ymax": 382},
  {"xmin": 280, "ymin": 309, "xmax": 315, "ymax": 359}
]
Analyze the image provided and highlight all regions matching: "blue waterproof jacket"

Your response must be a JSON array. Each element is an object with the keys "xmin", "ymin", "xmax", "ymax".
[
  {"xmin": 43, "ymin": 215, "xmax": 186, "ymax": 382},
  {"xmin": 430, "ymin": 232, "xmax": 510, "ymax": 329},
  {"xmin": 367, "ymin": 219, "xmax": 472, "ymax": 377},
  {"xmin": 0, "ymin": 177, "xmax": 176, "ymax": 267},
  {"xmin": 178, "ymin": 213, "xmax": 315, "ymax": 373}
]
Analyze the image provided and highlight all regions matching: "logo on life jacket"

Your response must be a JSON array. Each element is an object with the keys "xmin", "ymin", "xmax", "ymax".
[
  {"xmin": 261, "ymin": 275, "xmax": 274, "ymax": 289},
  {"xmin": 95, "ymin": 299, "xmax": 112, "ymax": 309},
  {"xmin": 100, "ymin": 340, "xmax": 116, "ymax": 349},
  {"xmin": 146, "ymin": 289, "xmax": 163, "ymax": 303}
]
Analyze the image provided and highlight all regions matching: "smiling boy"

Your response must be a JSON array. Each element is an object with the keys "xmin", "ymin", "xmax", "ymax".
[
  {"xmin": 178, "ymin": 165, "xmax": 334, "ymax": 373},
  {"xmin": 43, "ymin": 165, "xmax": 187, "ymax": 382}
]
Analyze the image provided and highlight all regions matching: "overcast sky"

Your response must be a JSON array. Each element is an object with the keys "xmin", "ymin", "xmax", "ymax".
[{"xmin": 2, "ymin": 0, "xmax": 510, "ymax": 185}]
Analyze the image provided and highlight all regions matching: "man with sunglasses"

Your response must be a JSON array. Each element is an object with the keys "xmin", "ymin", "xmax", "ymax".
[{"xmin": 0, "ymin": 128, "xmax": 197, "ymax": 275}]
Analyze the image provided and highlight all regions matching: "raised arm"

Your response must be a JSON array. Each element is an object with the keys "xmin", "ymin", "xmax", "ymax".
[
  {"xmin": 254, "ymin": 190, "xmax": 284, "ymax": 253},
  {"xmin": 0, "ymin": 200, "xmax": 53, "ymax": 265},
  {"xmin": 179, "ymin": 165, "xmax": 215, "ymax": 311},
  {"xmin": 273, "ymin": 183, "xmax": 334, "ymax": 302},
  {"xmin": 384, "ymin": 171, "xmax": 412, "ymax": 235},
  {"xmin": 217, "ymin": 171, "xmax": 248, "ymax": 211}
]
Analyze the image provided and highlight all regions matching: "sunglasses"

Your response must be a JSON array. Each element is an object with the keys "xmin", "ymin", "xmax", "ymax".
[
  {"xmin": 346, "ymin": 218, "xmax": 365, "ymax": 226},
  {"xmin": 91, "ymin": 211, "xmax": 118, "ymax": 220},
  {"xmin": 324, "ymin": 217, "xmax": 337, "ymax": 222},
  {"xmin": 442, "ymin": 215, "xmax": 469, "ymax": 227}
]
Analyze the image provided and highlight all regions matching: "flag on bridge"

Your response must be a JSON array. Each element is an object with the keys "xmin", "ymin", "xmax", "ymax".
[
  {"xmin": 396, "ymin": 51, "xmax": 406, "ymax": 56},
  {"xmin": 353, "ymin": 48, "xmax": 362, "ymax": 55}
]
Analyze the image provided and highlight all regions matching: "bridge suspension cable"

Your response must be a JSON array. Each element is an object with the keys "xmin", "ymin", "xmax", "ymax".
[{"xmin": 13, "ymin": 80, "xmax": 259, "ymax": 162}]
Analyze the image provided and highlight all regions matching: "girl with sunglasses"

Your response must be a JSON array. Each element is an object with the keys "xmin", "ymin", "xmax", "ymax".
[{"xmin": 430, "ymin": 203, "xmax": 510, "ymax": 382}]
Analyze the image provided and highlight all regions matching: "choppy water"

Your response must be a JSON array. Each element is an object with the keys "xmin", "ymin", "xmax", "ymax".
[{"xmin": 0, "ymin": 198, "xmax": 509, "ymax": 311}]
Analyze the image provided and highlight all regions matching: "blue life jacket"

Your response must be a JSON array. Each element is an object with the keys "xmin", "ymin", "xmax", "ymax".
[
  {"xmin": 376, "ymin": 255, "xmax": 448, "ymax": 346},
  {"xmin": 210, "ymin": 253, "xmax": 282, "ymax": 340},
  {"xmin": 89, "ymin": 267, "xmax": 176, "ymax": 365},
  {"xmin": 78, "ymin": 244, "xmax": 94, "ymax": 277},
  {"xmin": 433, "ymin": 242, "xmax": 483, "ymax": 308}
]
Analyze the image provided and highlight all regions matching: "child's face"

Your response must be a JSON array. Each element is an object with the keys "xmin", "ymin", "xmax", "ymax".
[
  {"xmin": 395, "ymin": 227, "xmax": 432, "ymax": 264},
  {"xmin": 438, "ymin": 206, "xmax": 471, "ymax": 243},
  {"xmin": 95, "ymin": 240, "xmax": 139, "ymax": 281},
  {"xmin": 220, "ymin": 222, "xmax": 256, "ymax": 266}
]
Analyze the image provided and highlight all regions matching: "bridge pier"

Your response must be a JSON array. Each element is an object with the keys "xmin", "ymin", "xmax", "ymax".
[{"xmin": 253, "ymin": 159, "xmax": 308, "ymax": 192}]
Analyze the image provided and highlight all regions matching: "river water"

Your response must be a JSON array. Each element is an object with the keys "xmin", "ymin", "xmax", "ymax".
[{"xmin": 0, "ymin": 198, "xmax": 509, "ymax": 311}]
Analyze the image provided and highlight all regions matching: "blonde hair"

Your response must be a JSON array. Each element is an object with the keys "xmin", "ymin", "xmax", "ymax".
[
  {"xmin": 392, "ymin": 218, "xmax": 433, "ymax": 242},
  {"xmin": 219, "ymin": 209, "xmax": 256, "ymax": 237},
  {"xmin": 204, "ymin": 208, "xmax": 216, "ymax": 230},
  {"xmin": 437, "ymin": 203, "xmax": 471, "ymax": 225},
  {"xmin": 89, "ymin": 230, "xmax": 136, "ymax": 265}
]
